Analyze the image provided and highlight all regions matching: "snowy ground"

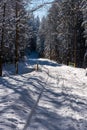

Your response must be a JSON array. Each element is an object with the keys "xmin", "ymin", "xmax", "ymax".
[{"xmin": 0, "ymin": 54, "xmax": 87, "ymax": 130}]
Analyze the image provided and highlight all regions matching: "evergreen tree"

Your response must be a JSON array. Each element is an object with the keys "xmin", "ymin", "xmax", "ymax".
[
  {"xmin": 42, "ymin": 0, "xmax": 85, "ymax": 67},
  {"xmin": 44, "ymin": 1, "xmax": 61, "ymax": 61},
  {"xmin": 0, "ymin": 0, "xmax": 37, "ymax": 75}
]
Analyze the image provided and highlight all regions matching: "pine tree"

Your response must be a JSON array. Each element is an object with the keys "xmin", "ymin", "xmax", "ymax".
[
  {"xmin": 42, "ymin": 0, "xmax": 85, "ymax": 67},
  {"xmin": 44, "ymin": 1, "xmax": 62, "ymax": 61}
]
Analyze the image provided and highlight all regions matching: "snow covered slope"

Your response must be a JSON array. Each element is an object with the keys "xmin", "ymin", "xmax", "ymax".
[{"xmin": 0, "ymin": 57, "xmax": 87, "ymax": 130}]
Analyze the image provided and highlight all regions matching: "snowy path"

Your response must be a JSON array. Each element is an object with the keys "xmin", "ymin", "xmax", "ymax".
[
  {"xmin": 0, "ymin": 58, "xmax": 87, "ymax": 130},
  {"xmin": 27, "ymin": 65, "xmax": 87, "ymax": 130}
]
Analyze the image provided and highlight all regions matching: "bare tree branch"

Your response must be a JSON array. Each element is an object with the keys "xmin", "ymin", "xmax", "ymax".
[{"xmin": 29, "ymin": 1, "xmax": 61, "ymax": 13}]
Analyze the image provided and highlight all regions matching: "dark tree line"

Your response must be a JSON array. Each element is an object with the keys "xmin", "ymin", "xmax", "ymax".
[
  {"xmin": 0, "ymin": 0, "xmax": 87, "ymax": 76},
  {"xmin": 37, "ymin": 0, "xmax": 87, "ymax": 68},
  {"xmin": 0, "ymin": 0, "xmax": 40, "ymax": 76}
]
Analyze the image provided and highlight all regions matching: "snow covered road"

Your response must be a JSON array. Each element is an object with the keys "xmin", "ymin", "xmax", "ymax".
[
  {"xmin": 0, "ymin": 58, "xmax": 87, "ymax": 130},
  {"xmin": 28, "ymin": 64, "xmax": 87, "ymax": 130}
]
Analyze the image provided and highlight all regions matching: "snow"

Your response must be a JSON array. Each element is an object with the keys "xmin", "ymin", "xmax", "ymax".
[{"xmin": 0, "ymin": 53, "xmax": 87, "ymax": 130}]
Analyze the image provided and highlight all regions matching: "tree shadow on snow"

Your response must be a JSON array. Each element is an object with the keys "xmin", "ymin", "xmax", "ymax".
[
  {"xmin": 3, "ymin": 58, "xmax": 61, "ymax": 76},
  {"xmin": 29, "ymin": 59, "xmax": 62, "ymax": 67},
  {"xmin": 0, "ymin": 75, "xmax": 46, "ymax": 130},
  {"xmin": 29, "ymin": 86, "xmax": 87, "ymax": 130},
  {"xmin": 3, "ymin": 61, "xmax": 35, "ymax": 76}
]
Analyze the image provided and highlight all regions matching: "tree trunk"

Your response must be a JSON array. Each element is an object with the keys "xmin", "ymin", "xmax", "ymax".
[
  {"xmin": 0, "ymin": 3, "xmax": 6, "ymax": 76},
  {"xmin": 73, "ymin": 16, "xmax": 77, "ymax": 67},
  {"xmin": 15, "ymin": 1, "xmax": 19, "ymax": 74},
  {"xmin": 74, "ymin": 27, "xmax": 77, "ymax": 67}
]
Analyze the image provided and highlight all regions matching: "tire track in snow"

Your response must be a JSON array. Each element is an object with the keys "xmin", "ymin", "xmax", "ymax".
[{"xmin": 22, "ymin": 67, "xmax": 49, "ymax": 130}]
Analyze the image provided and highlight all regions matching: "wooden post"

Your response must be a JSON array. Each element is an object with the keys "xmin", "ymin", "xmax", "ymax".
[{"xmin": 36, "ymin": 63, "xmax": 39, "ymax": 71}]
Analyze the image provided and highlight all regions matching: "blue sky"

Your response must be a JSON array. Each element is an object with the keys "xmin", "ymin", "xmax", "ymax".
[{"xmin": 29, "ymin": 0, "xmax": 54, "ymax": 20}]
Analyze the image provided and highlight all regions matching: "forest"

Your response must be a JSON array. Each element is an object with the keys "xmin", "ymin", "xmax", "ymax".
[{"xmin": 0, "ymin": 0, "xmax": 87, "ymax": 76}]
